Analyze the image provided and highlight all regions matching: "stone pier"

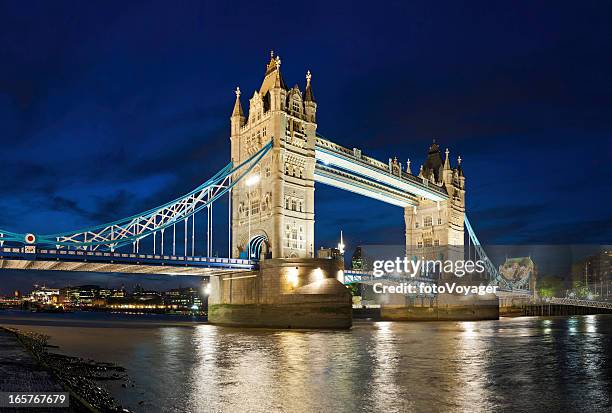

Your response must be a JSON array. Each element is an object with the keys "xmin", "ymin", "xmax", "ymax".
[
  {"xmin": 361, "ymin": 282, "xmax": 500, "ymax": 321},
  {"xmin": 208, "ymin": 258, "xmax": 352, "ymax": 329},
  {"xmin": 380, "ymin": 292, "xmax": 500, "ymax": 321}
]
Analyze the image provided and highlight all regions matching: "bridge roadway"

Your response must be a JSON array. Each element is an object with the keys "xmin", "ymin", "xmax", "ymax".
[
  {"xmin": 314, "ymin": 137, "xmax": 448, "ymax": 206},
  {"xmin": 0, "ymin": 246, "xmax": 255, "ymax": 276}
]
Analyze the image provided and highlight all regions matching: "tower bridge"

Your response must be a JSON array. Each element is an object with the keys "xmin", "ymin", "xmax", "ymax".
[{"xmin": 0, "ymin": 53, "xmax": 530, "ymax": 327}]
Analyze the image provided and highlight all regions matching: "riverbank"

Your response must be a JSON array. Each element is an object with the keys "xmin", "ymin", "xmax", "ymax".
[{"xmin": 0, "ymin": 327, "xmax": 130, "ymax": 412}]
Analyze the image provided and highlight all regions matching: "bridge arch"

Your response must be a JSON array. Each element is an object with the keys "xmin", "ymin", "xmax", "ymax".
[{"xmin": 247, "ymin": 233, "xmax": 270, "ymax": 260}]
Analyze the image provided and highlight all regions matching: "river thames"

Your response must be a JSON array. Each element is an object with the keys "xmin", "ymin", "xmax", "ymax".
[{"xmin": 1, "ymin": 311, "xmax": 610, "ymax": 412}]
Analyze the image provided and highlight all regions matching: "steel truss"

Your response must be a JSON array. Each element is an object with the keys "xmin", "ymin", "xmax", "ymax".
[
  {"xmin": 0, "ymin": 141, "xmax": 272, "ymax": 252},
  {"xmin": 465, "ymin": 216, "xmax": 519, "ymax": 290}
]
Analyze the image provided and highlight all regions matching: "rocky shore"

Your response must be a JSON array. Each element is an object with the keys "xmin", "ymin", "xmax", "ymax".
[{"xmin": 0, "ymin": 327, "xmax": 131, "ymax": 412}]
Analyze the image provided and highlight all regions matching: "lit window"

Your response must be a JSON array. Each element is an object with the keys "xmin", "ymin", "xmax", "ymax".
[{"xmin": 424, "ymin": 238, "xmax": 432, "ymax": 248}]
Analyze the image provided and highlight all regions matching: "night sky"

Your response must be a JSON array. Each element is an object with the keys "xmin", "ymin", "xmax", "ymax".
[{"xmin": 0, "ymin": 1, "xmax": 611, "ymax": 292}]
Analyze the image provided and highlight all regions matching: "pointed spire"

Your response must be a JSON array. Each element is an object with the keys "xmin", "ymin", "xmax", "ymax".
[
  {"xmin": 337, "ymin": 230, "xmax": 345, "ymax": 254},
  {"xmin": 304, "ymin": 70, "xmax": 315, "ymax": 102},
  {"xmin": 418, "ymin": 164, "xmax": 424, "ymax": 178},
  {"xmin": 262, "ymin": 51, "xmax": 287, "ymax": 92},
  {"xmin": 232, "ymin": 86, "xmax": 244, "ymax": 118},
  {"xmin": 444, "ymin": 148, "xmax": 451, "ymax": 170},
  {"xmin": 457, "ymin": 155, "xmax": 464, "ymax": 177},
  {"xmin": 406, "ymin": 159, "xmax": 411, "ymax": 174}
]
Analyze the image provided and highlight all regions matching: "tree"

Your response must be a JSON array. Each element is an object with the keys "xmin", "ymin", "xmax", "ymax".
[{"xmin": 537, "ymin": 275, "xmax": 565, "ymax": 298}]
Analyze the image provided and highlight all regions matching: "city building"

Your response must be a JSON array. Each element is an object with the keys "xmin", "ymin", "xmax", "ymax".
[
  {"xmin": 572, "ymin": 249, "xmax": 611, "ymax": 299},
  {"xmin": 164, "ymin": 288, "xmax": 205, "ymax": 311},
  {"xmin": 30, "ymin": 285, "xmax": 60, "ymax": 304}
]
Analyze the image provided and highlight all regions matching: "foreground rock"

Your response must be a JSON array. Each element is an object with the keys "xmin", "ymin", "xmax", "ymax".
[{"xmin": 1, "ymin": 327, "xmax": 131, "ymax": 412}]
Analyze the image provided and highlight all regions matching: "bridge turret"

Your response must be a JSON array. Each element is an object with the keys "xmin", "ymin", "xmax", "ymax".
[
  {"xmin": 304, "ymin": 70, "xmax": 317, "ymax": 123},
  {"xmin": 230, "ymin": 87, "xmax": 246, "ymax": 135},
  {"xmin": 405, "ymin": 140, "xmax": 466, "ymax": 271},
  {"xmin": 260, "ymin": 52, "xmax": 288, "ymax": 113},
  {"xmin": 457, "ymin": 156, "xmax": 465, "ymax": 189},
  {"xmin": 230, "ymin": 52, "xmax": 317, "ymax": 259}
]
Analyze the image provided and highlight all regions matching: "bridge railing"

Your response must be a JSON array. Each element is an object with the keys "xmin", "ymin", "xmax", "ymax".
[{"xmin": 548, "ymin": 297, "xmax": 612, "ymax": 309}]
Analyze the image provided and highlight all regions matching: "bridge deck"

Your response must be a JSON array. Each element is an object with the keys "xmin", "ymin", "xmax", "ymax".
[
  {"xmin": 315, "ymin": 137, "xmax": 448, "ymax": 202},
  {"xmin": 0, "ymin": 247, "xmax": 255, "ymax": 276}
]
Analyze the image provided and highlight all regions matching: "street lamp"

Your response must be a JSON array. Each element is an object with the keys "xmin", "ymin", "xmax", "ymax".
[{"xmin": 246, "ymin": 174, "xmax": 260, "ymax": 259}]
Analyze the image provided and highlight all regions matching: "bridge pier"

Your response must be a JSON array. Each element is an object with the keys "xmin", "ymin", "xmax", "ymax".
[
  {"xmin": 208, "ymin": 258, "xmax": 352, "ymax": 329},
  {"xmin": 379, "ymin": 291, "xmax": 500, "ymax": 321}
]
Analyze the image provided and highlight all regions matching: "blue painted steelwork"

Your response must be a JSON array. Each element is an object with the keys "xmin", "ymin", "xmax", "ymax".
[
  {"xmin": 314, "ymin": 138, "xmax": 448, "ymax": 201},
  {"xmin": 247, "ymin": 234, "xmax": 268, "ymax": 260},
  {"xmin": 465, "ymin": 216, "xmax": 531, "ymax": 294},
  {"xmin": 0, "ymin": 141, "xmax": 272, "ymax": 251},
  {"xmin": 343, "ymin": 270, "xmax": 435, "ymax": 285},
  {"xmin": 0, "ymin": 246, "xmax": 256, "ymax": 271}
]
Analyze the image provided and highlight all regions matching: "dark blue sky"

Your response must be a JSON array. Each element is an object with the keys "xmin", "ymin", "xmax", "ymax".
[{"xmin": 0, "ymin": 1, "xmax": 611, "ymax": 291}]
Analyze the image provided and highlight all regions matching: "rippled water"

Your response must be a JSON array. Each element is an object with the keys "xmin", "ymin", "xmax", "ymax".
[{"xmin": 1, "ymin": 312, "xmax": 611, "ymax": 412}]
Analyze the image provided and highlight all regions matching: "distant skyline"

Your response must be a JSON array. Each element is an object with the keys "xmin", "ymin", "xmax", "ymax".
[
  {"xmin": 0, "ymin": 270, "xmax": 202, "ymax": 295},
  {"xmin": 1, "ymin": 1, "xmax": 611, "ymax": 290}
]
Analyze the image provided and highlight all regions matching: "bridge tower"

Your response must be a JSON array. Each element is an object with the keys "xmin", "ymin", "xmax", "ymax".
[
  {"xmin": 230, "ymin": 52, "xmax": 317, "ymax": 259},
  {"xmin": 405, "ymin": 141, "xmax": 465, "ymax": 269}
]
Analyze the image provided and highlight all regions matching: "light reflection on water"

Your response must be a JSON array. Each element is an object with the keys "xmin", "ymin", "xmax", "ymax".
[{"xmin": 0, "ymin": 312, "xmax": 611, "ymax": 412}]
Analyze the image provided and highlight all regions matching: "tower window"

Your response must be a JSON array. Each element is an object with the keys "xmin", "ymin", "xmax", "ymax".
[
  {"xmin": 437, "ymin": 217, "xmax": 442, "ymax": 225},
  {"xmin": 434, "ymin": 239, "xmax": 440, "ymax": 247},
  {"xmin": 424, "ymin": 216, "xmax": 433, "ymax": 227},
  {"xmin": 417, "ymin": 241, "xmax": 423, "ymax": 249}
]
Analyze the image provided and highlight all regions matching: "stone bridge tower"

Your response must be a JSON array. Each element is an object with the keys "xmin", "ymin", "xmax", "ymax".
[
  {"xmin": 230, "ymin": 52, "xmax": 317, "ymax": 259},
  {"xmin": 405, "ymin": 141, "xmax": 465, "ymax": 269}
]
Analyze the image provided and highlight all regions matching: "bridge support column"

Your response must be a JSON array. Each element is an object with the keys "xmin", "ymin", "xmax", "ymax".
[{"xmin": 208, "ymin": 258, "xmax": 352, "ymax": 329}]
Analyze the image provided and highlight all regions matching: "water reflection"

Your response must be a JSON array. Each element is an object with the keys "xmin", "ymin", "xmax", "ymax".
[{"xmin": 1, "ymin": 312, "xmax": 610, "ymax": 412}]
